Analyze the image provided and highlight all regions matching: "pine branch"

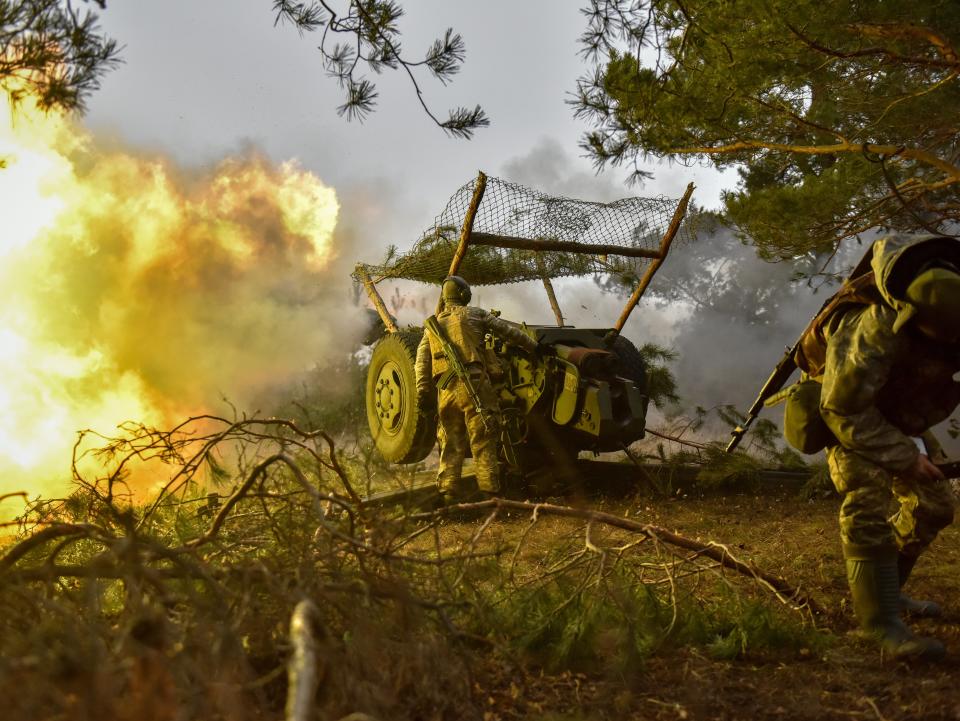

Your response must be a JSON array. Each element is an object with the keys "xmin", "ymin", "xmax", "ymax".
[
  {"xmin": 440, "ymin": 105, "xmax": 489, "ymax": 139},
  {"xmin": 273, "ymin": 0, "xmax": 488, "ymax": 137},
  {"xmin": 0, "ymin": 0, "xmax": 121, "ymax": 113}
]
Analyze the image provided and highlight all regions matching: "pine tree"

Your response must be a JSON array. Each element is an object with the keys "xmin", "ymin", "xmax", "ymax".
[{"xmin": 573, "ymin": 0, "xmax": 960, "ymax": 259}]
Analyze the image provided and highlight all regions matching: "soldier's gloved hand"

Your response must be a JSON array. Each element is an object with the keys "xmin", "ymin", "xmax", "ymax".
[{"xmin": 910, "ymin": 453, "xmax": 946, "ymax": 482}]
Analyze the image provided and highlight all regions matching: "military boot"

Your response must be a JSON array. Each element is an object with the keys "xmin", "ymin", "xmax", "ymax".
[
  {"xmin": 437, "ymin": 486, "xmax": 473, "ymax": 506},
  {"xmin": 436, "ymin": 478, "xmax": 472, "ymax": 506},
  {"xmin": 844, "ymin": 544, "xmax": 945, "ymax": 661},
  {"xmin": 898, "ymin": 553, "xmax": 943, "ymax": 619}
]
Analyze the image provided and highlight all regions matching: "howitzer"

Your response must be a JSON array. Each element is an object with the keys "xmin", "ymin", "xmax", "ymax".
[
  {"xmin": 423, "ymin": 315, "xmax": 496, "ymax": 433},
  {"xmin": 726, "ymin": 243, "xmax": 877, "ymax": 453}
]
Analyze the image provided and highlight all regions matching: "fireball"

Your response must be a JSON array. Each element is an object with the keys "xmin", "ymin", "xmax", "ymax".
[{"xmin": 0, "ymin": 93, "xmax": 342, "ymax": 514}]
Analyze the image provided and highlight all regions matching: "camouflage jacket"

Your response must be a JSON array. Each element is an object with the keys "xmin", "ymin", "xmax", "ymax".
[
  {"xmin": 415, "ymin": 304, "xmax": 538, "ymax": 395},
  {"xmin": 820, "ymin": 235, "xmax": 960, "ymax": 471}
]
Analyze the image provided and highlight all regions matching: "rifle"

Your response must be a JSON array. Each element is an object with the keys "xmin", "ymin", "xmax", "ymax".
[
  {"xmin": 726, "ymin": 243, "xmax": 877, "ymax": 453},
  {"xmin": 423, "ymin": 315, "xmax": 495, "ymax": 433},
  {"xmin": 725, "ymin": 343, "xmax": 801, "ymax": 453}
]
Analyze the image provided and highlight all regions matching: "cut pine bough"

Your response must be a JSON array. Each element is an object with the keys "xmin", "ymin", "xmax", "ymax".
[{"xmin": 407, "ymin": 497, "xmax": 823, "ymax": 615}]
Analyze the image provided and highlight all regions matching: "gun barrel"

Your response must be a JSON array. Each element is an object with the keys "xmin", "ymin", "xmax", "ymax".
[
  {"xmin": 465, "ymin": 384, "xmax": 495, "ymax": 432},
  {"xmin": 725, "ymin": 242, "xmax": 876, "ymax": 456}
]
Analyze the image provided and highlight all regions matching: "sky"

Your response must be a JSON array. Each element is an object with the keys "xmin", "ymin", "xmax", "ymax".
[
  {"xmin": 86, "ymin": 0, "xmax": 736, "ymax": 247},
  {"xmin": 82, "ymin": 1, "xmax": 751, "ymax": 342}
]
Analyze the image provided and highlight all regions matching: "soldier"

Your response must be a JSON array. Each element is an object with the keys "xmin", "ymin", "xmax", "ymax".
[
  {"xmin": 818, "ymin": 234, "xmax": 960, "ymax": 660},
  {"xmin": 415, "ymin": 276, "xmax": 539, "ymax": 501}
]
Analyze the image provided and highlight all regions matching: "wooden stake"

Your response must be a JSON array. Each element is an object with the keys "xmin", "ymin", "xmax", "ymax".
[
  {"xmin": 534, "ymin": 255, "xmax": 564, "ymax": 326},
  {"xmin": 541, "ymin": 276, "xmax": 564, "ymax": 326},
  {"xmin": 612, "ymin": 182, "xmax": 695, "ymax": 336},
  {"xmin": 436, "ymin": 171, "xmax": 487, "ymax": 313},
  {"xmin": 356, "ymin": 265, "xmax": 398, "ymax": 334}
]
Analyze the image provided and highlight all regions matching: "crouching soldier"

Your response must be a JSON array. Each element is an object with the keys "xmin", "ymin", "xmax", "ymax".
[
  {"xmin": 414, "ymin": 276, "xmax": 538, "ymax": 502},
  {"xmin": 812, "ymin": 234, "xmax": 960, "ymax": 660}
]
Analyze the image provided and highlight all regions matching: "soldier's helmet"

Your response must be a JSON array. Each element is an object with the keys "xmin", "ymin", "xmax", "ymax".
[
  {"xmin": 441, "ymin": 275, "xmax": 472, "ymax": 305},
  {"xmin": 904, "ymin": 266, "xmax": 960, "ymax": 343}
]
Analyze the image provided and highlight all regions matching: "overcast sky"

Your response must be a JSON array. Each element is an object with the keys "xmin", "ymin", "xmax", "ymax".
[{"xmin": 86, "ymin": 1, "xmax": 736, "ymax": 252}]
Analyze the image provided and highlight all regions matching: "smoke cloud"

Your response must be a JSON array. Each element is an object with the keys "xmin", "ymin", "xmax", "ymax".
[{"xmin": 492, "ymin": 139, "xmax": 832, "ymax": 429}]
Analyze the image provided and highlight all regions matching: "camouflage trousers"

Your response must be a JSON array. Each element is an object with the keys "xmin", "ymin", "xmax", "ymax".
[
  {"xmin": 827, "ymin": 444, "xmax": 955, "ymax": 556},
  {"xmin": 436, "ymin": 369, "xmax": 501, "ymax": 493}
]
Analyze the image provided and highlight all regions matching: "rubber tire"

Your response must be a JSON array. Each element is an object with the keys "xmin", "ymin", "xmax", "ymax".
[
  {"xmin": 365, "ymin": 330, "xmax": 438, "ymax": 464},
  {"xmin": 610, "ymin": 335, "xmax": 648, "ymax": 393}
]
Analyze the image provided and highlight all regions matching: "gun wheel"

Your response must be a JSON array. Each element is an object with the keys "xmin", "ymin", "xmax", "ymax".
[
  {"xmin": 365, "ymin": 329, "xmax": 438, "ymax": 464},
  {"xmin": 610, "ymin": 335, "xmax": 648, "ymax": 393}
]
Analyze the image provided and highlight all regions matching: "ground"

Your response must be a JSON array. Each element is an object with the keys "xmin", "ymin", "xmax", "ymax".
[
  {"xmin": 7, "ymin": 459, "xmax": 960, "ymax": 721},
  {"xmin": 440, "ymin": 481, "xmax": 960, "ymax": 721}
]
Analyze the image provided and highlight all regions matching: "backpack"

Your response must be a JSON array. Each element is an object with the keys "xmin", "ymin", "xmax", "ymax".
[
  {"xmin": 781, "ymin": 272, "xmax": 883, "ymax": 454},
  {"xmin": 794, "ymin": 272, "xmax": 884, "ymax": 377}
]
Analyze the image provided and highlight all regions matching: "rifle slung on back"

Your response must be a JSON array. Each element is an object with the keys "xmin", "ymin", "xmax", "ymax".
[{"xmin": 424, "ymin": 315, "xmax": 496, "ymax": 433}]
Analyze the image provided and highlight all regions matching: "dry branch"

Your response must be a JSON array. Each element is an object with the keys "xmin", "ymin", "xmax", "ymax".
[
  {"xmin": 0, "ymin": 523, "xmax": 101, "ymax": 574},
  {"xmin": 409, "ymin": 498, "xmax": 822, "ymax": 614},
  {"xmin": 0, "ymin": 414, "xmax": 831, "ymax": 721}
]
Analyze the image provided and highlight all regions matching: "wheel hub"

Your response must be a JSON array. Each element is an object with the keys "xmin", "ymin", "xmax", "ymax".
[{"xmin": 373, "ymin": 360, "xmax": 405, "ymax": 435}]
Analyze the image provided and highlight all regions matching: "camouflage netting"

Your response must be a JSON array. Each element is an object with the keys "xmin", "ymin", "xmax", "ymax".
[{"xmin": 354, "ymin": 175, "xmax": 695, "ymax": 286}]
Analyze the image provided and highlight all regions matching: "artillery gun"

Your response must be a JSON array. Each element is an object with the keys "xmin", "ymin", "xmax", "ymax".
[{"xmin": 355, "ymin": 173, "xmax": 694, "ymax": 492}]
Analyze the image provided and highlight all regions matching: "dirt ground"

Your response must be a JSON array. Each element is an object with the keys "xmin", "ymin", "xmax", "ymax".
[{"xmin": 446, "ymin": 482, "xmax": 960, "ymax": 721}]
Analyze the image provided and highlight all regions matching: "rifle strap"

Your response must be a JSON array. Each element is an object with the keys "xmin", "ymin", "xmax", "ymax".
[
  {"xmin": 795, "ymin": 272, "xmax": 883, "ymax": 377},
  {"xmin": 425, "ymin": 315, "xmax": 472, "ymax": 381}
]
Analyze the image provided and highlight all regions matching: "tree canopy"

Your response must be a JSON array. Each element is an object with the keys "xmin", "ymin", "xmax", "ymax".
[
  {"xmin": 0, "ymin": 0, "xmax": 119, "ymax": 113},
  {"xmin": 574, "ymin": 0, "xmax": 960, "ymax": 260}
]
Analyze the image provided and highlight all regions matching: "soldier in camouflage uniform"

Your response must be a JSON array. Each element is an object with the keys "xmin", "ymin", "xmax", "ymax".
[
  {"xmin": 415, "ymin": 276, "xmax": 539, "ymax": 500},
  {"xmin": 819, "ymin": 234, "xmax": 960, "ymax": 660}
]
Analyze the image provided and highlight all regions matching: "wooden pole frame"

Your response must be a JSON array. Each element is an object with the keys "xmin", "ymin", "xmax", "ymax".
[
  {"xmin": 359, "ymin": 174, "xmax": 692, "ymax": 337},
  {"xmin": 611, "ymin": 182, "xmax": 695, "ymax": 336},
  {"xmin": 436, "ymin": 171, "xmax": 488, "ymax": 313},
  {"xmin": 356, "ymin": 265, "xmax": 398, "ymax": 334},
  {"xmin": 534, "ymin": 254, "xmax": 564, "ymax": 326},
  {"xmin": 470, "ymin": 232, "xmax": 662, "ymax": 260},
  {"xmin": 541, "ymin": 276, "xmax": 565, "ymax": 326}
]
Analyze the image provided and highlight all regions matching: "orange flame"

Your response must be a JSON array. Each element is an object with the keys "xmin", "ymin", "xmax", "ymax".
[{"xmin": 0, "ymin": 94, "xmax": 345, "ymax": 512}]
